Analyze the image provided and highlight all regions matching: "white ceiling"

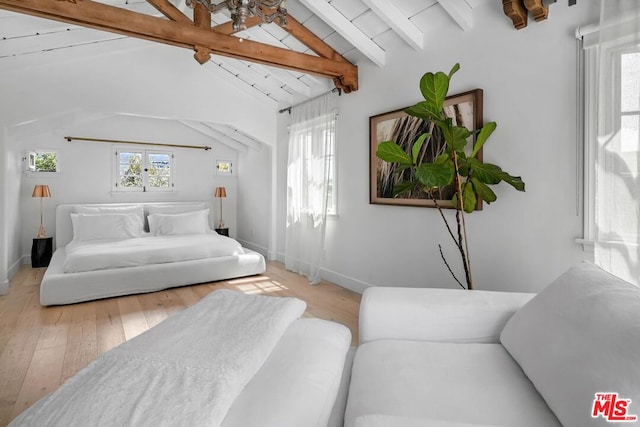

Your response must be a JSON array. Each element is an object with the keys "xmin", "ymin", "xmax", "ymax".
[{"xmin": 0, "ymin": 0, "xmax": 499, "ymax": 108}]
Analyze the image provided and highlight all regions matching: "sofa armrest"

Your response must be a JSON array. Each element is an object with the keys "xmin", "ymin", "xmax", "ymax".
[{"xmin": 359, "ymin": 287, "xmax": 534, "ymax": 344}]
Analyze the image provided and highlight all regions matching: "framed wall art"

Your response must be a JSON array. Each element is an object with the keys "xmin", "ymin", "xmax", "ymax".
[{"xmin": 369, "ymin": 89, "xmax": 483, "ymax": 209}]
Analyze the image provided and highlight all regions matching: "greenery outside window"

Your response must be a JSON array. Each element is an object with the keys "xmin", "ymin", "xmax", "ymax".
[
  {"xmin": 113, "ymin": 148, "xmax": 174, "ymax": 192},
  {"xmin": 27, "ymin": 151, "xmax": 58, "ymax": 173}
]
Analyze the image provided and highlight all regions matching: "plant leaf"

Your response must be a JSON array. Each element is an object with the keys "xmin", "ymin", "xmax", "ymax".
[
  {"xmin": 376, "ymin": 141, "xmax": 412, "ymax": 166},
  {"xmin": 439, "ymin": 122, "xmax": 471, "ymax": 151},
  {"xmin": 468, "ymin": 159, "xmax": 503, "ymax": 184},
  {"xmin": 462, "ymin": 182, "xmax": 477, "ymax": 213},
  {"xmin": 412, "ymin": 133, "xmax": 429, "ymax": 164},
  {"xmin": 499, "ymin": 172, "xmax": 526, "ymax": 191},
  {"xmin": 405, "ymin": 102, "xmax": 440, "ymax": 121},
  {"xmin": 448, "ymin": 63, "xmax": 461, "ymax": 80},
  {"xmin": 416, "ymin": 162, "xmax": 455, "ymax": 188},
  {"xmin": 419, "ymin": 71, "xmax": 449, "ymax": 114},
  {"xmin": 471, "ymin": 177, "xmax": 497, "ymax": 203},
  {"xmin": 471, "ymin": 122, "xmax": 496, "ymax": 158}
]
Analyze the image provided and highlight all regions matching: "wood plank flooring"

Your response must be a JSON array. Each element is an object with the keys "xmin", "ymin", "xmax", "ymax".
[{"xmin": 0, "ymin": 262, "xmax": 361, "ymax": 426}]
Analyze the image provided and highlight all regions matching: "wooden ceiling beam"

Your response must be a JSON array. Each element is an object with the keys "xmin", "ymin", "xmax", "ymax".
[
  {"xmin": 146, "ymin": 0, "xmax": 191, "ymax": 24},
  {"xmin": 193, "ymin": 2, "xmax": 212, "ymax": 64},
  {"xmin": 523, "ymin": 0, "xmax": 548, "ymax": 22},
  {"xmin": 280, "ymin": 14, "xmax": 350, "ymax": 64},
  {"xmin": 502, "ymin": 0, "xmax": 528, "ymax": 29},
  {"xmin": 0, "ymin": 0, "xmax": 358, "ymax": 92}
]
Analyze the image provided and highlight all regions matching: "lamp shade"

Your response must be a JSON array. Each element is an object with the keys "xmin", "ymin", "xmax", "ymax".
[
  {"xmin": 215, "ymin": 187, "xmax": 227, "ymax": 198},
  {"xmin": 32, "ymin": 185, "xmax": 51, "ymax": 198}
]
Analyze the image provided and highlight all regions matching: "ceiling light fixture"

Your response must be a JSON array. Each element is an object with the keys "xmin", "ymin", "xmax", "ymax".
[{"xmin": 186, "ymin": 0, "xmax": 288, "ymax": 32}]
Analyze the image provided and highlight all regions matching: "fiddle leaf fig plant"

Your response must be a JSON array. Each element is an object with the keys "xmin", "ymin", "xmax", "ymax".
[{"xmin": 376, "ymin": 64, "xmax": 525, "ymax": 290}]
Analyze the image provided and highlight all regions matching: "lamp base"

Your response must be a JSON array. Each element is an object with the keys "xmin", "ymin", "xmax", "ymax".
[
  {"xmin": 37, "ymin": 224, "xmax": 47, "ymax": 238},
  {"xmin": 217, "ymin": 220, "xmax": 225, "ymax": 228}
]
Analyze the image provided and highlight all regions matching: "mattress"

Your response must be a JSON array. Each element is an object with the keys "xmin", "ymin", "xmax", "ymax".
[{"xmin": 64, "ymin": 233, "xmax": 244, "ymax": 273}]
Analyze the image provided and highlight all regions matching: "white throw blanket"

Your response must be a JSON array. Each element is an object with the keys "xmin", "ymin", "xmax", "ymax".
[{"xmin": 11, "ymin": 290, "xmax": 306, "ymax": 426}]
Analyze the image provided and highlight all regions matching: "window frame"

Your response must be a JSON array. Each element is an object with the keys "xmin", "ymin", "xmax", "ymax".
[
  {"xmin": 293, "ymin": 112, "xmax": 338, "ymax": 216},
  {"xmin": 112, "ymin": 147, "xmax": 174, "ymax": 193},
  {"xmin": 581, "ymin": 36, "xmax": 640, "ymax": 244},
  {"xmin": 25, "ymin": 149, "xmax": 60, "ymax": 174}
]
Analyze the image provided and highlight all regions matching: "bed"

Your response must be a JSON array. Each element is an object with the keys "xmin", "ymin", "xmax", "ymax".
[{"xmin": 39, "ymin": 202, "xmax": 266, "ymax": 306}]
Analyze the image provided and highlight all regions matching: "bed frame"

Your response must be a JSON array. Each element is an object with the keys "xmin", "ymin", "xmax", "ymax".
[{"xmin": 39, "ymin": 202, "xmax": 266, "ymax": 306}]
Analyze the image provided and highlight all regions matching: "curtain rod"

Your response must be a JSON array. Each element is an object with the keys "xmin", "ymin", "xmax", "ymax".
[
  {"xmin": 278, "ymin": 87, "xmax": 341, "ymax": 114},
  {"xmin": 64, "ymin": 136, "xmax": 212, "ymax": 151}
]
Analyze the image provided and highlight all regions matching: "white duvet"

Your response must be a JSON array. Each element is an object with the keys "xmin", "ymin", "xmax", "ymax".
[{"xmin": 64, "ymin": 233, "xmax": 245, "ymax": 273}]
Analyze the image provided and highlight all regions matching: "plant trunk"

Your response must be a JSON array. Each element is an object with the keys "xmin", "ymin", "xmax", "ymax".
[{"xmin": 451, "ymin": 151, "xmax": 473, "ymax": 290}]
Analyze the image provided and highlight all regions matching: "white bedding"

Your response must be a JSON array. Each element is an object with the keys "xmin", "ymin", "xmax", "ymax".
[
  {"xmin": 64, "ymin": 233, "xmax": 244, "ymax": 273},
  {"xmin": 11, "ymin": 290, "xmax": 307, "ymax": 427}
]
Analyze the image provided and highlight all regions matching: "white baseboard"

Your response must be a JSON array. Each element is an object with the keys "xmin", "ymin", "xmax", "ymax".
[
  {"xmin": 320, "ymin": 267, "xmax": 371, "ymax": 294},
  {"xmin": 2, "ymin": 256, "xmax": 26, "ymax": 295},
  {"xmin": 267, "ymin": 251, "xmax": 370, "ymax": 294},
  {"xmin": 10, "ymin": 256, "xmax": 25, "ymax": 276},
  {"xmin": 236, "ymin": 239, "xmax": 268, "ymax": 258}
]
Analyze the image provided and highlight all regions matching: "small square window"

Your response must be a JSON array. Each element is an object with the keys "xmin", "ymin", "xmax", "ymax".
[
  {"xmin": 216, "ymin": 160, "xmax": 233, "ymax": 175},
  {"xmin": 27, "ymin": 151, "xmax": 58, "ymax": 173}
]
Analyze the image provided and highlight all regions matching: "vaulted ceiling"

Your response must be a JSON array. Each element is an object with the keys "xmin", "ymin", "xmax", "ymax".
[{"xmin": 0, "ymin": 0, "xmax": 554, "ymax": 108}]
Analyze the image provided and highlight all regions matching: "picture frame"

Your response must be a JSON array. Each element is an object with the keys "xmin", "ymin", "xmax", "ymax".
[{"xmin": 369, "ymin": 89, "xmax": 483, "ymax": 209}]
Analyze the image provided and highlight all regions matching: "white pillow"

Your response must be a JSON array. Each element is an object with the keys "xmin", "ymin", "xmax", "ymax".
[
  {"xmin": 147, "ymin": 204, "xmax": 206, "ymax": 215},
  {"xmin": 75, "ymin": 205, "xmax": 144, "ymax": 233},
  {"xmin": 500, "ymin": 262, "xmax": 640, "ymax": 427},
  {"xmin": 70, "ymin": 213, "xmax": 143, "ymax": 241},
  {"xmin": 148, "ymin": 209, "xmax": 210, "ymax": 236}
]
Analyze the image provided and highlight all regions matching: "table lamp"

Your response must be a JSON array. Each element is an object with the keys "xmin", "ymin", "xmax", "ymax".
[
  {"xmin": 32, "ymin": 184, "xmax": 51, "ymax": 238},
  {"xmin": 215, "ymin": 186, "xmax": 227, "ymax": 228}
]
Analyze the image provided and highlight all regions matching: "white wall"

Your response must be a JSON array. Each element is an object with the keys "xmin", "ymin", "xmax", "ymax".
[
  {"xmin": 0, "ymin": 38, "xmax": 275, "ymax": 271},
  {"xmin": 4, "ymin": 135, "xmax": 23, "ymax": 284},
  {"xmin": 275, "ymin": 2, "xmax": 599, "ymax": 293},
  {"xmin": 15, "ymin": 114, "xmax": 240, "ymax": 256},
  {"xmin": 0, "ymin": 128, "xmax": 8, "ymax": 293},
  {"xmin": 236, "ymin": 144, "xmax": 272, "ymax": 256}
]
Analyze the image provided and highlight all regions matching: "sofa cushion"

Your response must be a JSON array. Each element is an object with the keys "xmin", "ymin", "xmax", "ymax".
[
  {"xmin": 500, "ymin": 262, "xmax": 640, "ymax": 427},
  {"xmin": 344, "ymin": 340, "xmax": 561, "ymax": 427}
]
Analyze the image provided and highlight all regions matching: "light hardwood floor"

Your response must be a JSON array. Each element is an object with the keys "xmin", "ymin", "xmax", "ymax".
[{"xmin": 0, "ymin": 262, "xmax": 361, "ymax": 426}]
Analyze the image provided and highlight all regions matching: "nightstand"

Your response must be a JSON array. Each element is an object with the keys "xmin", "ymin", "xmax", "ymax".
[
  {"xmin": 31, "ymin": 237, "xmax": 53, "ymax": 268},
  {"xmin": 215, "ymin": 227, "xmax": 229, "ymax": 237}
]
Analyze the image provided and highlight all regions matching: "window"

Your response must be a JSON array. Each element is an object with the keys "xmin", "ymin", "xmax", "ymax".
[
  {"xmin": 580, "ymin": 32, "xmax": 640, "ymax": 243},
  {"xmin": 27, "ymin": 150, "xmax": 58, "ymax": 173},
  {"xmin": 216, "ymin": 160, "xmax": 233, "ymax": 175},
  {"xmin": 297, "ymin": 114, "xmax": 337, "ymax": 214},
  {"xmin": 113, "ymin": 148, "xmax": 173, "ymax": 192}
]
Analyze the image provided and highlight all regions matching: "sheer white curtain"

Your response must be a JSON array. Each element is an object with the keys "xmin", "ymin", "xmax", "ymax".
[
  {"xmin": 594, "ymin": 0, "xmax": 640, "ymax": 285},
  {"xmin": 285, "ymin": 92, "xmax": 337, "ymax": 284}
]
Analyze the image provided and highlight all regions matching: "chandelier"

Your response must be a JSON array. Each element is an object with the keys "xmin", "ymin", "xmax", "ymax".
[{"xmin": 186, "ymin": 0, "xmax": 288, "ymax": 32}]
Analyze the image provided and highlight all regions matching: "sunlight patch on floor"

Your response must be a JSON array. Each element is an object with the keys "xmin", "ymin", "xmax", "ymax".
[{"xmin": 231, "ymin": 277, "xmax": 290, "ymax": 295}]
